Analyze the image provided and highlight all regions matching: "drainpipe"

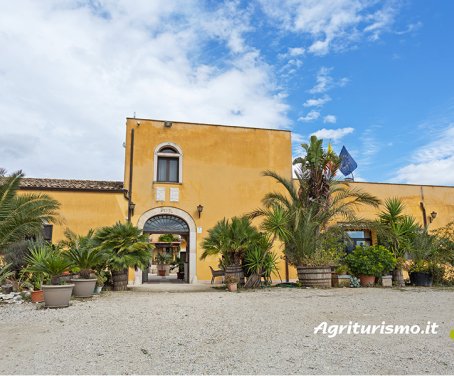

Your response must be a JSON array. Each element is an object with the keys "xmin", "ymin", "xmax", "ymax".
[
  {"xmin": 127, "ymin": 128, "xmax": 135, "ymax": 223},
  {"xmin": 419, "ymin": 186, "xmax": 427, "ymax": 230}
]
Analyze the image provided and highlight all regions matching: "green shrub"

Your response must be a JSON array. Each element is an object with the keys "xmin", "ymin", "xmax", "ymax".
[{"xmin": 346, "ymin": 245, "xmax": 396, "ymax": 277}]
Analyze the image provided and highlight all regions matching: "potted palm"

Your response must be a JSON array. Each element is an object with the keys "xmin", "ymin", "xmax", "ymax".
[
  {"xmin": 25, "ymin": 243, "xmax": 74, "ymax": 308},
  {"xmin": 62, "ymin": 229, "xmax": 105, "ymax": 298},
  {"xmin": 407, "ymin": 231, "xmax": 443, "ymax": 287},
  {"xmin": 201, "ymin": 216, "xmax": 262, "ymax": 286},
  {"xmin": 0, "ymin": 263, "xmax": 14, "ymax": 294},
  {"xmin": 95, "ymin": 222, "xmax": 153, "ymax": 291},
  {"xmin": 94, "ymin": 271, "xmax": 107, "ymax": 294},
  {"xmin": 345, "ymin": 245, "xmax": 396, "ymax": 287},
  {"xmin": 156, "ymin": 253, "xmax": 173, "ymax": 276}
]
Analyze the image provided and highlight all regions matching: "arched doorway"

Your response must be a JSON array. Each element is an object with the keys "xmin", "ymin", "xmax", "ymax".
[{"xmin": 137, "ymin": 207, "xmax": 197, "ymax": 283}]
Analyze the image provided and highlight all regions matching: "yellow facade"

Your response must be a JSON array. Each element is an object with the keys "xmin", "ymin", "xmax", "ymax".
[{"xmin": 18, "ymin": 118, "xmax": 454, "ymax": 283}]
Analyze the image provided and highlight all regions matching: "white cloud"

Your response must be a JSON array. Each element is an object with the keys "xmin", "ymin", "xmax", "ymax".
[
  {"xmin": 393, "ymin": 125, "xmax": 454, "ymax": 185},
  {"xmin": 311, "ymin": 127, "xmax": 354, "ymax": 141},
  {"xmin": 291, "ymin": 133, "xmax": 306, "ymax": 144},
  {"xmin": 323, "ymin": 115, "xmax": 337, "ymax": 123},
  {"xmin": 303, "ymin": 95, "xmax": 331, "ymax": 108},
  {"xmin": 259, "ymin": 0, "xmax": 399, "ymax": 55},
  {"xmin": 0, "ymin": 1, "xmax": 290, "ymax": 180},
  {"xmin": 309, "ymin": 66, "xmax": 348, "ymax": 94},
  {"xmin": 288, "ymin": 47, "xmax": 305, "ymax": 56},
  {"xmin": 298, "ymin": 110, "xmax": 320, "ymax": 122}
]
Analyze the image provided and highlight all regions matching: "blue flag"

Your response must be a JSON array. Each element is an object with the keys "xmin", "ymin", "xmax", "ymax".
[{"xmin": 339, "ymin": 146, "xmax": 357, "ymax": 176}]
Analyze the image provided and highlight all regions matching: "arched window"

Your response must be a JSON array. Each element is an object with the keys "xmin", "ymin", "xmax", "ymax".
[{"xmin": 154, "ymin": 143, "xmax": 183, "ymax": 183}]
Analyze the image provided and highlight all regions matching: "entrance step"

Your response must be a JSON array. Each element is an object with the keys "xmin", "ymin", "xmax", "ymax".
[{"xmin": 127, "ymin": 283, "xmax": 215, "ymax": 293}]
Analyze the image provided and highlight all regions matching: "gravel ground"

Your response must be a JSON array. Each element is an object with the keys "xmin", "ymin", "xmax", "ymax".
[{"xmin": 0, "ymin": 287, "xmax": 453, "ymax": 375}]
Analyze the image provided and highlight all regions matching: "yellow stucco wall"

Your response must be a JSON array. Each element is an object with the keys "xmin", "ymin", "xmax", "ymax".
[
  {"xmin": 18, "ymin": 189, "xmax": 127, "ymax": 242},
  {"xmin": 124, "ymin": 119, "xmax": 293, "ymax": 282}
]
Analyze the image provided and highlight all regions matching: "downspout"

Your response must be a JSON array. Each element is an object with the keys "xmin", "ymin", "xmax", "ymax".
[
  {"xmin": 127, "ymin": 128, "xmax": 135, "ymax": 223},
  {"xmin": 419, "ymin": 186, "xmax": 427, "ymax": 230}
]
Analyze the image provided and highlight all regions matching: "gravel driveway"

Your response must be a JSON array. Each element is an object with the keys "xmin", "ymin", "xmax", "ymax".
[{"xmin": 1, "ymin": 287, "xmax": 453, "ymax": 375}]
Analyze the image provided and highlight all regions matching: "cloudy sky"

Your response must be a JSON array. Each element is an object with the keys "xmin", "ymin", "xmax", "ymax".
[{"xmin": 1, "ymin": 0, "xmax": 453, "ymax": 185}]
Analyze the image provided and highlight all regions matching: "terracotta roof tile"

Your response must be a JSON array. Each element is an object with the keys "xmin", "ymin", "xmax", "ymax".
[{"xmin": 19, "ymin": 178, "xmax": 124, "ymax": 192}]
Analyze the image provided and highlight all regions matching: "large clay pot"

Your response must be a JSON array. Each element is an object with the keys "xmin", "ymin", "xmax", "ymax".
[
  {"xmin": 227, "ymin": 283, "xmax": 237, "ymax": 292},
  {"xmin": 71, "ymin": 279, "xmax": 97, "ymax": 297},
  {"xmin": 359, "ymin": 275, "xmax": 375, "ymax": 287},
  {"xmin": 42, "ymin": 284, "xmax": 74, "ymax": 308},
  {"xmin": 297, "ymin": 266, "xmax": 332, "ymax": 287}
]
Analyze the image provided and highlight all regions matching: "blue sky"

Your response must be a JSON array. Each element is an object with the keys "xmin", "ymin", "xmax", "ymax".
[{"xmin": 1, "ymin": 0, "xmax": 453, "ymax": 185}]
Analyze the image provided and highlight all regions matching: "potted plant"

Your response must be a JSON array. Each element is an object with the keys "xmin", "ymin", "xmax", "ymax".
[
  {"xmin": 156, "ymin": 253, "xmax": 173, "ymax": 276},
  {"xmin": 224, "ymin": 275, "xmax": 239, "ymax": 292},
  {"xmin": 334, "ymin": 264, "xmax": 351, "ymax": 288},
  {"xmin": 407, "ymin": 231, "xmax": 445, "ymax": 287},
  {"xmin": 94, "ymin": 271, "xmax": 107, "ymax": 294},
  {"xmin": 62, "ymin": 230, "xmax": 105, "ymax": 298},
  {"xmin": 95, "ymin": 222, "xmax": 153, "ymax": 291},
  {"xmin": 25, "ymin": 243, "xmax": 74, "ymax": 308},
  {"xmin": 346, "ymin": 245, "xmax": 396, "ymax": 287}
]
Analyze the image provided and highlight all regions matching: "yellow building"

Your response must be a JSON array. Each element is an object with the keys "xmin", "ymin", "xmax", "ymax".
[{"xmin": 19, "ymin": 118, "xmax": 454, "ymax": 283}]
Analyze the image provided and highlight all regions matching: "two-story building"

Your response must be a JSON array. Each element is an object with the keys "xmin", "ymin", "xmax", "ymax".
[{"xmin": 19, "ymin": 118, "xmax": 454, "ymax": 283}]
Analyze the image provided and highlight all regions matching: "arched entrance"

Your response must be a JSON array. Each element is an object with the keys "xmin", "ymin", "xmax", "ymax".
[{"xmin": 137, "ymin": 207, "xmax": 197, "ymax": 283}]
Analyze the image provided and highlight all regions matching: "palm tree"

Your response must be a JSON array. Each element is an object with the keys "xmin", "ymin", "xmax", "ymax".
[
  {"xmin": 200, "ymin": 216, "xmax": 261, "ymax": 266},
  {"xmin": 0, "ymin": 169, "xmax": 60, "ymax": 251},
  {"xmin": 376, "ymin": 197, "xmax": 420, "ymax": 286},
  {"xmin": 251, "ymin": 136, "xmax": 380, "ymax": 270},
  {"xmin": 95, "ymin": 222, "xmax": 153, "ymax": 290}
]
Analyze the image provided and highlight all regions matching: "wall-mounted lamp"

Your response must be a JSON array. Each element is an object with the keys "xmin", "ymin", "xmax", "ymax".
[
  {"xmin": 164, "ymin": 121, "xmax": 173, "ymax": 128},
  {"xmin": 197, "ymin": 204, "xmax": 204, "ymax": 218},
  {"xmin": 129, "ymin": 202, "xmax": 136, "ymax": 216},
  {"xmin": 429, "ymin": 211, "xmax": 437, "ymax": 223}
]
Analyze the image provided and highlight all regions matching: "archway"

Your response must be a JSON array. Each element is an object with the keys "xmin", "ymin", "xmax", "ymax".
[{"xmin": 137, "ymin": 207, "xmax": 197, "ymax": 283}]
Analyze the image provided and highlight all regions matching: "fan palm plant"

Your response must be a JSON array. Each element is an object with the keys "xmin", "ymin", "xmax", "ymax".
[
  {"xmin": 0, "ymin": 263, "xmax": 14, "ymax": 285},
  {"xmin": 0, "ymin": 169, "xmax": 60, "ymax": 251},
  {"xmin": 200, "ymin": 216, "xmax": 262, "ymax": 266},
  {"xmin": 95, "ymin": 222, "xmax": 153, "ymax": 272}
]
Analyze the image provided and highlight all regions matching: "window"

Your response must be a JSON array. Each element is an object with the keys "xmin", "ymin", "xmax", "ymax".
[
  {"xmin": 154, "ymin": 143, "xmax": 183, "ymax": 183},
  {"xmin": 345, "ymin": 230, "xmax": 371, "ymax": 252}
]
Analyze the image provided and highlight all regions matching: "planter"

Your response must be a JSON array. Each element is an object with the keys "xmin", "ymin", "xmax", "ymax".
[
  {"xmin": 31, "ymin": 290, "xmax": 44, "ymax": 303},
  {"xmin": 111, "ymin": 269, "xmax": 128, "ymax": 291},
  {"xmin": 42, "ymin": 284, "xmax": 74, "ymax": 308},
  {"xmin": 359, "ymin": 274, "xmax": 375, "ymax": 287},
  {"xmin": 177, "ymin": 271, "xmax": 185, "ymax": 280},
  {"xmin": 227, "ymin": 283, "xmax": 237, "ymax": 292},
  {"xmin": 94, "ymin": 285, "xmax": 103, "ymax": 294},
  {"xmin": 225, "ymin": 265, "xmax": 244, "ymax": 286},
  {"xmin": 337, "ymin": 275, "xmax": 351, "ymax": 288},
  {"xmin": 71, "ymin": 279, "xmax": 97, "ymax": 297},
  {"xmin": 157, "ymin": 264, "xmax": 170, "ymax": 277},
  {"xmin": 392, "ymin": 268, "xmax": 405, "ymax": 287},
  {"xmin": 381, "ymin": 275, "xmax": 392, "ymax": 287},
  {"xmin": 297, "ymin": 266, "xmax": 332, "ymax": 288},
  {"xmin": 410, "ymin": 272, "xmax": 433, "ymax": 287}
]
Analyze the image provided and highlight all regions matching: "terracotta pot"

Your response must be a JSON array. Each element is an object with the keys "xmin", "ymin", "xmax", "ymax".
[
  {"xmin": 359, "ymin": 275, "xmax": 375, "ymax": 287},
  {"xmin": 71, "ymin": 279, "xmax": 97, "ymax": 297},
  {"xmin": 42, "ymin": 284, "xmax": 74, "ymax": 308},
  {"xmin": 227, "ymin": 283, "xmax": 237, "ymax": 292},
  {"xmin": 157, "ymin": 264, "xmax": 170, "ymax": 276},
  {"xmin": 31, "ymin": 290, "xmax": 44, "ymax": 303}
]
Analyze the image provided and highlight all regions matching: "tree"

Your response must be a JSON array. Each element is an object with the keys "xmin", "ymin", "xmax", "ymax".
[
  {"xmin": 251, "ymin": 136, "xmax": 380, "ymax": 267},
  {"xmin": 0, "ymin": 169, "xmax": 60, "ymax": 252}
]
